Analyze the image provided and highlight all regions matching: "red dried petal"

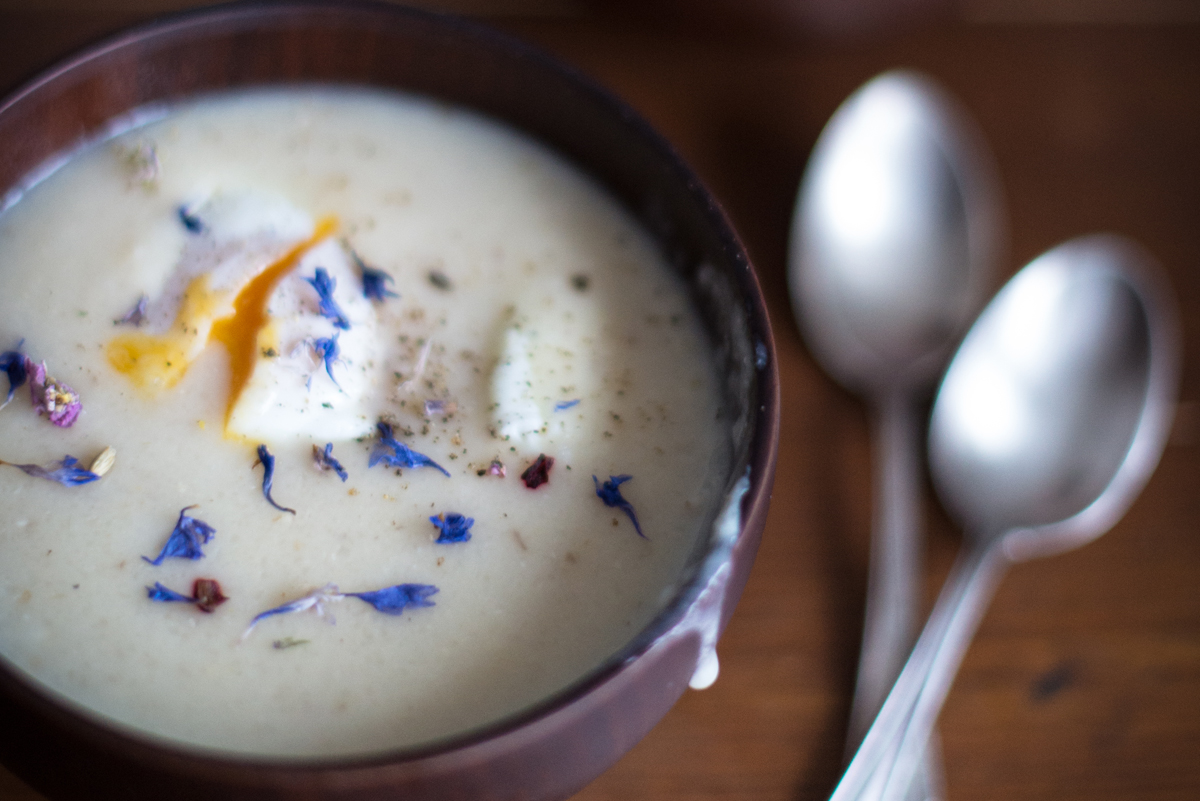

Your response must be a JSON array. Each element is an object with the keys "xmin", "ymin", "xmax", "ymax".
[
  {"xmin": 521, "ymin": 454, "xmax": 554, "ymax": 489},
  {"xmin": 193, "ymin": 578, "xmax": 229, "ymax": 613}
]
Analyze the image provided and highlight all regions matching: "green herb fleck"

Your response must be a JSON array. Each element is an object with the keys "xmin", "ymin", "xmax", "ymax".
[{"xmin": 272, "ymin": 637, "xmax": 310, "ymax": 650}]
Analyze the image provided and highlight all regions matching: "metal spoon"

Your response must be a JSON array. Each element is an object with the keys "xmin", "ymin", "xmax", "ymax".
[
  {"xmin": 829, "ymin": 234, "xmax": 1180, "ymax": 801},
  {"xmin": 788, "ymin": 70, "xmax": 1003, "ymax": 798}
]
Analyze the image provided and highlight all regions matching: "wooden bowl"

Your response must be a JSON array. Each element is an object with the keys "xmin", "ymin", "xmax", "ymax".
[{"xmin": 0, "ymin": 3, "xmax": 779, "ymax": 798}]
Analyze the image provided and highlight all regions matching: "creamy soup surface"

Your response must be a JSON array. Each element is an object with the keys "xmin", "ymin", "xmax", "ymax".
[{"xmin": 0, "ymin": 89, "xmax": 728, "ymax": 758}]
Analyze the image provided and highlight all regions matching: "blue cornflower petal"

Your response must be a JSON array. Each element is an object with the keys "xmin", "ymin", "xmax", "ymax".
[
  {"xmin": 430, "ymin": 513, "xmax": 473, "ymax": 544},
  {"xmin": 369, "ymin": 421, "xmax": 451, "ymax": 477},
  {"xmin": 0, "ymin": 455, "xmax": 99, "ymax": 486},
  {"xmin": 311, "ymin": 334, "xmax": 340, "ymax": 387},
  {"xmin": 593, "ymin": 474, "xmax": 646, "ymax": 539},
  {"xmin": 1, "ymin": 342, "xmax": 28, "ymax": 409},
  {"xmin": 242, "ymin": 583, "xmax": 343, "ymax": 640},
  {"xmin": 147, "ymin": 582, "xmax": 194, "ymax": 603},
  {"xmin": 345, "ymin": 583, "xmax": 438, "ymax": 614},
  {"xmin": 142, "ymin": 506, "xmax": 216, "ymax": 565},
  {"xmin": 305, "ymin": 267, "xmax": 350, "ymax": 330},
  {"xmin": 554, "ymin": 399, "xmax": 580, "ymax": 411},
  {"xmin": 255, "ymin": 444, "xmax": 296, "ymax": 514},
  {"xmin": 313, "ymin": 443, "xmax": 348, "ymax": 481},
  {"xmin": 249, "ymin": 601, "xmax": 306, "ymax": 627},
  {"xmin": 114, "ymin": 295, "xmax": 148, "ymax": 327},
  {"xmin": 350, "ymin": 251, "xmax": 399, "ymax": 301},
  {"xmin": 177, "ymin": 205, "xmax": 205, "ymax": 233}
]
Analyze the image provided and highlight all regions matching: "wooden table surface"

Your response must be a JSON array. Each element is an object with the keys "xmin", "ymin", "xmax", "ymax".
[{"xmin": 1, "ymin": 4, "xmax": 1197, "ymax": 800}]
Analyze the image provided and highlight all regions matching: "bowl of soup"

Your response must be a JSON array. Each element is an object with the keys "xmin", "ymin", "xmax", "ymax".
[{"xmin": 0, "ymin": 3, "xmax": 779, "ymax": 798}]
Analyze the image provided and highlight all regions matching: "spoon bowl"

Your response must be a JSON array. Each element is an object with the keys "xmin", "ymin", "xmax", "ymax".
[
  {"xmin": 791, "ymin": 70, "xmax": 1002, "ymax": 393},
  {"xmin": 829, "ymin": 234, "xmax": 1180, "ymax": 801},
  {"xmin": 932, "ymin": 234, "xmax": 1177, "ymax": 559}
]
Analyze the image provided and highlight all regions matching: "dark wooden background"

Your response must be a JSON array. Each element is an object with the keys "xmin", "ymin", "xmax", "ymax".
[{"xmin": 1, "ymin": 2, "xmax": 1197, "ymax": 799}]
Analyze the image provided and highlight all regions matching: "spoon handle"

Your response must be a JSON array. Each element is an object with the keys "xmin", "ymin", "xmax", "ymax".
[
  {"xmin": 875, "ymin": 541, "xmax": 1008, "ymax": 801},
  {"xmin": 850, "ymin": 393, "xmax": 921, "ymax": 744},
  {"xmin": 831, "ymin": 539, "xmax": 1009, "ymax": 801},
  {"xmin": 849, "ymin": 393, "xmax": 941, "ymax": 800}
]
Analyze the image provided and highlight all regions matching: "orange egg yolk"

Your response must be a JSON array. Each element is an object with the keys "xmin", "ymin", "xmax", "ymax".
[{"xmin": 106, "ymin": 216, "xmax": 338, "ymax": 428}]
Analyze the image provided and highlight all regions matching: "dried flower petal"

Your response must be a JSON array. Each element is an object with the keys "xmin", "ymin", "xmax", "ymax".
[
  {"xmin": 369, "ymin": 421, "xmax": 450, "ymax": 477},
  {"xmin": 145, "ymin": 578, "xmax": 228, "ymax": 613},
  {"xmin": 305, "ymin": 267, "xmax": 350, "ymax": 330},
  {"xmin": 345, "ymin": 583, "xmax": 438, "ymax": 614},
  {"xmin": 25, "ymin": 357, "xmax": 82, "ymax": 427},
  {"xmin": 350, "ymin": 249, "xmax": 398, "ymax": 301},
  {"xmin": 554, "ymin": 399, "xmax": 580, "ymax": 411},
  {"xmin": 142, "ymin": 506, "xmax": 216, "ymax": 565},
  {"xmin": 193, "ymin": 578, "xmax": 229, "ymax": 613},
  {"xmin": 255, "ymin": 444, "xmax": 296, "ymax": 514},
  {"xmin": 177, "ymin": 205, "xmax": 205, "ymax": 234},
  {"xmin": 312, "ymin": 443, "xmax": 348, "ymax": 481},
  {"xmin": 114, "ymin": 295, "xmax": 148, "ymax": 326},
  {"xmin": 146, "ymin": 582, "xmax": 194, "ymax": 604},
  {"xmin": 273, "ymin": 637, "xmax": 309, "ymax": 650},
  {"xmin": 430, "ymin": 512, "xmax": 473, "ymax": 544},
  {"xmin": 521, "ymin": 454, "xmax": 554, "ymax": 489},
  {"xmin": 89, "ymin": 446, "xmax": 117, "ymax": 477},
  {"xmin": 487, "ymin": 459, "xmax": 506, "ymax": 477},
  {"xmin": 593, "ymin": 474, "xmax": 645, "ymax": 538},
  {"xmin": 1, "ymin": 343, "xmax": 28, "ymax": 409},
  {"xmin": 242, "ymin": 583, "xmax": 344, "ymax": 639},
  {"xmin": 397, "ymin": 338, "xmax": 433, "ymax": 394},
  {"xmin": 0, "ymin": 455, "xmax": 99, "ymax": 486},
  {"xmin": 309, "ymin": 334, "xmax": 341, "ymax": 388},
  {"xmin": 423, "ymin": 398, "xmax": 457, "ymax": 417},
  {"xmin": 119, "ymin": 141, "xmax": 159, "ymax": 187}
]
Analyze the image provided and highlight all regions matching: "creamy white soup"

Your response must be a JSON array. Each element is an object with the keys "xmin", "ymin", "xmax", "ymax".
[{"xmin": 0, "ymin": 88, "xmax": 727, "ymax": 758}]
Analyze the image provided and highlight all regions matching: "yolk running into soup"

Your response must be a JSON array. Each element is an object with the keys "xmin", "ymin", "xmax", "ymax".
[
  {"xmin": 106, "ymin": 277, "xmax": 225, "ymax": 390},
  {"xmin": 107, "ymin": 216, "xmax": 337, "ymax": 429},
  {"xmin": 209, "ymin": 216, "xmax": 337, "ymax": 426}
]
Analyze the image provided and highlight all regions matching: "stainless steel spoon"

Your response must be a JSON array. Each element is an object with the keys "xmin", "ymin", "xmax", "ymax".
[
  {"xmin": 829, "ymin": 234, "xmax": 1180, "ymax": 801},
  {"xmin": 788, "ymin": 70, "xmax": 1003, "ymax": 799}
]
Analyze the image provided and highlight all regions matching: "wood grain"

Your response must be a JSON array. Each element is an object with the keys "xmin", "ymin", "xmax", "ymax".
[{"xmin": 2, "ymin": 5, "xmax": 1199, "ymax": 800}]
